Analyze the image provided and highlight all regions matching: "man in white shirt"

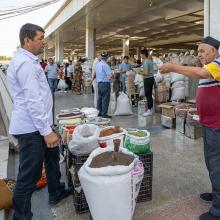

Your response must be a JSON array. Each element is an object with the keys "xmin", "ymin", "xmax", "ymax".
[
  {"xmin": 92, "ymin": 52, "xmax": 101, "ymax": 107},
  {"xmin": 45, "ymin": 57, "xmax": 58, "ymax": 93},
  {"xmin": 66, "ymin": 60, "xmax": 74, "ymax": 90},
  {"xmin": 7, "ymin": 23, "xmax": 70, "ymax": 220}
]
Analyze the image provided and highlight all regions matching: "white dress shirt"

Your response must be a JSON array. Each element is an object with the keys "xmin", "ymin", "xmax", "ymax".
[
  {"xmin": 67, "ymin": 64, "xmax": 74, "ymax": 77},
  {"xmin": 7, "ymin": 48, "xmax": 53, "ymax": 136}
]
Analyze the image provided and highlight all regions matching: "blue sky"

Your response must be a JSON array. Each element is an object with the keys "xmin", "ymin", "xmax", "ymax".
[{"xmin": 0, "ymin": 0, "xmax": 65, "ymax": 57}]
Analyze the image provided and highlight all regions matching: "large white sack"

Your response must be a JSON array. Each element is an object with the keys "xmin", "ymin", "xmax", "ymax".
[
  {"xmin": 81, "ymin": 107, "xmax": 99, "ymax": 118},
  {"xmin": 57, "ymin": 79, "xmax": 68, "ymax": 90},
  {"xmin": 134, "ymin": 74, "xmax": 143, "ymax": 86},
  {"xmin": 92, "ymin": 79, "xmax": 98, "ymax": 108},
  {"xmin": 78, "ymin": 146, "xmax": 144, "ymax": 220},
  {"xmin": 154, "ymin": 72, "xmax": 164, "ymax": 84},
  {"xmin": 139, "ymin": 87, "xmax": 145, "ymax": 97},
  {"xmin": 170, "ymin": 72, "xmax": 186, "ymax": 83},
  {"xmin": 98, "ymin": 126, "xmax": 127, "ymax": 148},
  {"xmin": 171, "ymin": 87, "xmax": 185, "ymax": 101},
  {"xmin": 185, "ymin": 80, "xmax": 189, "ymax": 97},
  {"xmin": 132, "ymin": 67, "xmax": 142, "ymax": 74},
  {"xmin": 171, "ymin": 80, "xmax": 185, "ymax": 89},
  {"xmin": 68, "ymin": 124, "xmax": 100, "ymax": 155},
  {"xmin": 163, "ymin": 74, "xmax": 171, "ymax": 89},
  {"xmin": 114, "ymin": 92, "xmax": 133, "ymax": 115}
]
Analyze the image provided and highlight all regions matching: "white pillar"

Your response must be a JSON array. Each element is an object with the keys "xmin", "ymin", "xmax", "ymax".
[
  {"xmin": 43, "ymin": 47, "xmax": 48, "ymax": 60},
  {"xmin": 122, "ymin": 38, "xmax": 130, "ymax": 57},
  {"xmin": 204, "ymin": 0, "xmax": 210, "ymax": 37},
  {"xmin": 86, "ymin": 28, "xmax": 96, "ymax": 60},
  {"xmin": 136, "ymin": 47, "xmax": 141, "ymax": 60},
  {"xmin": 209, "ymin": 0, "xmax": 220, "ymax": 43},
  {"xmin": 55, "ymin": 31, "xmax": 64, "ymax": 63}
]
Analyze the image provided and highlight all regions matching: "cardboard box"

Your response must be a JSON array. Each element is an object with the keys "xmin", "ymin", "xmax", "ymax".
[
  {"xmin": 176, "ymin": 116, "xmax": 185, "ymax": 134},
  {"xmin": 185, "ymin": 123, "xmax": 202, "ymax": 139},
  {"xmin": 175, "ymin": 103, "xmax": 193, "ymax": 118},
  {"xmin": 161, "ymin": 115, "xmax": 176, "ymax": 129},
  {"xmin": 159, "ymin": 102, "xmax": 179, "ymax": 118}
]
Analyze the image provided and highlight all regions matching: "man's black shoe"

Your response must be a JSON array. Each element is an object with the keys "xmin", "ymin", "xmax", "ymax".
[
  {"xmin": 199, "ymin": 212, "xmax": 220, "ymax": 220},
  {"xmin": 200, "ymin": 193, "xmax": 212, "ymax": 203},
  {"xmin": 49, "ymin": 188, "xmax": 72, "ymax": 206},
  {"xmin": 102, "ymin": 115, "xmax": 112, "ymax": 119}
]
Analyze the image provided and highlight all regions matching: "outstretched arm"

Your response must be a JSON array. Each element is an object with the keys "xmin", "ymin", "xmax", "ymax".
[{"xmin": 159, "ymin": 63, "xmax": 210, "ymax": 79}]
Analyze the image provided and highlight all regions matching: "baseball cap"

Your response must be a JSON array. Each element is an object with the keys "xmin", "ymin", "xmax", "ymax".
[
  {"xmin": 201, "ymin": 36, "xmax": 220, "ymax": 50},
  {"xmin": 101, "ymin": 51, "xmax": 109, "ymax": 58}
]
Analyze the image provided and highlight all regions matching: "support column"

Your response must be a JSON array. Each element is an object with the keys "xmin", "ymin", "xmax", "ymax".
[
  {"xmin": 136, "ymin": 47, "xmax": 141, "ymax": 60},
  {"xmin": 208, "ymin": 0, "xmax": 220, "ymax": 44},
  {"xmin": 86, "ymin": 28, "xmax": 96, "ymax": 60},
  {"xmin": 43, "ymin": 47, "xmax": 48, "ymax": 60},
  {"xmin": 204, "ymin": 0, "xmax": 210, "ymax": 37},
  {"xmin": 122, "ymin": 38, "xmax": 129, "ymax": 57},
  {"xmin": 55, "ymin": 31, "xmax": 64, "ymax": 63}
]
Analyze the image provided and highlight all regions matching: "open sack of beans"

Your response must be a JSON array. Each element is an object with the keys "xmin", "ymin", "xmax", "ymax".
[
  {"xmin": 78, "ymin": 144, "xmax": 144, "ymax": 220},
  {"xmin": 68, "ymin": 124, "xmax": 100, "ymax": 155}
]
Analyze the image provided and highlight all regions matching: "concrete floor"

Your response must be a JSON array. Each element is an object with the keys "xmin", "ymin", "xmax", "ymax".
[{"xmin": 8, "ymin": 91, "xmax": 211, "ymax": 220}]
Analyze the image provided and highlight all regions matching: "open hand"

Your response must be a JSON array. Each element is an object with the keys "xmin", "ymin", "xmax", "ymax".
[
  {"xmin": 44, "ymin": 132, "xmax": 60, "ymax": 148},
  {"xmin": 159, "ymin": 63, "xmax": 175, "ymax": 74}
]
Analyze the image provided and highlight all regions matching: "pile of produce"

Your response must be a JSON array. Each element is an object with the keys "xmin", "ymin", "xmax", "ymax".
[
  {"xmin": 90, "ymin": 152, "xmax": 134, "ymax": 168},
  {"xmin": 99, "ymin": 126, "xmax": 122, "ymax": 137},
  {"xmin": 128, "ymin": 130, "xmax": 147, "ymax": 137}
]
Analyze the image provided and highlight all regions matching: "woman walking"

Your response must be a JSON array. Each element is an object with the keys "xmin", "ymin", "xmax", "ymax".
[{"xmin": 140, "ymin": 49, "xmax": 155, "ymax": 116}]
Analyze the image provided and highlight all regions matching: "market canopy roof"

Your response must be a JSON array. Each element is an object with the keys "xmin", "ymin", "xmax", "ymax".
[{"xmin": 45, "ymin": 0, "xmax": 204, "ymax": 57}]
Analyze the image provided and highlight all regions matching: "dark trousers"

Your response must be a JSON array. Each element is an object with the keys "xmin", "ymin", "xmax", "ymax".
[
  {"xmin": 48, "ymin": 78, "xmax": 57, "ymax": 93},
  {"xmin": 13, "ymin": 131, "xmax": 65, "ymax": 220},
  {"xmin": 97, "ymin": 82, "xmax": 110, "ymax": 117},
  {"xmin": 65, "ymin": 77, "xmax": 72, "ymax": 90},
  {"xmin": 203, "ymin": 126, "xmax": 220, "ymax": 217},
  {"xmin": 143, "ymin": 77, "xmax": 155, "ymax": 110}
]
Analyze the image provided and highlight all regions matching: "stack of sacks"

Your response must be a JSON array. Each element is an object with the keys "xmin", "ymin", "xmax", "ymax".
[
  {"xmin": 125, "ymin": 70, "xmax": 136, "ymax": 96},
  {"xmin": 155, "ymin": 82, "xmax": 167, "ymax": 103},
  {"xmin": 152, "ymin": 56, "xmax": 163, "ymax": 74},
  {"xmin": 170, "ymin": 72, "xmax": 188, "ymax": 101},
  {"xmin": 134, "ymin": 73, "xmax": 144, "ymax": 97}
]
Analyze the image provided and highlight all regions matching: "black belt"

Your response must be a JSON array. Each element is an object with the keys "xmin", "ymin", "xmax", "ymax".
[{"xmin": 98, "ymin": 82, "xmax": 110, "ymax": 83}]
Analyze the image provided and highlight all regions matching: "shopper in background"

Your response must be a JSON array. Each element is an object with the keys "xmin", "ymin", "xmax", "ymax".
[
  {"xmin": 92, "ymin": 52, "xmax": 101, "ymax": 107},
  {"xmin": 73, "ymin": 61, "xmax": 83, "ymax": 94},
  {"xmin": 118, "ymin": 56, "xmax": 132, "ymax": 93},
  {"xmin": 45, "ymin": 57, "xmax": 58, "ymax": 93},
  {"xmin": 95, "ymin": 51, "xmax": 113, "ymax": 118},
  {"xmin": 40, "ymin": 59, "xmax": 47, "ymax": 70},
  {"xmin": 140, "ymin": 49, "xmax": 155, "ymax": 116},
  {"xmin": 136, "ymin": 59, "xmax": 142, "ymax": 68},
  {"xmin": 110, "ymin": 56, "xmax": 120, "ymax": 98},
  {"xmin": 66, "ymin": 60, "xmax": 74, "ymax": 90},
  {"xmin": 57, "ymin": 64, "xmax": 63, "ymax": 86},
  {"xmin": 159, "ymin": 36, "xmax": 220, "ymax": 220},
  {"xmin": 64, "ymin": 62, "xmax": 69, "ymax": 90},
  {"xmin": 6, "ymin": 23, "xmax": 70, "ymax": 220}
]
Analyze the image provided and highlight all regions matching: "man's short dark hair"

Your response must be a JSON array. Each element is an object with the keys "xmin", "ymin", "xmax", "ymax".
[
  {"xmin": 19, "ymin": 23, "xmax": 44, "ymax": 46},
  {"xmin": 140, "ymin": 49, "xmax": 149, "ymax": 58},
  {"xmin": 124, "ymin": 56, "xmax": 129, "ymax": 60}
]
